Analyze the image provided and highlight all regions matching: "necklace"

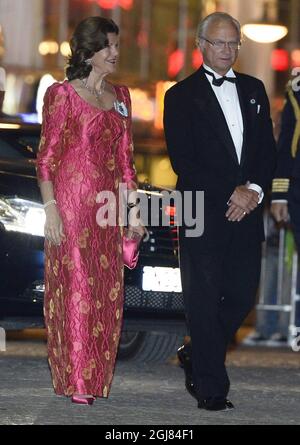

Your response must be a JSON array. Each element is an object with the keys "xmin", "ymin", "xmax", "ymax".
[{"xmin": 80, "ymin": 78, "xmax": 105, "ymax": 105}]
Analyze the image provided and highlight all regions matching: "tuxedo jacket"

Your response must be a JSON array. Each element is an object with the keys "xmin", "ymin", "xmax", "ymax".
[{"xmin": 163, "ymin": 66, "xmax": 277, "ymax": 252}]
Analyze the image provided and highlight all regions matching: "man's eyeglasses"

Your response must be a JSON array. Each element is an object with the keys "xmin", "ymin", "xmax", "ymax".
[{"xmin": 200, "ymin": 37, "xmax": 241, "ymax": 51}]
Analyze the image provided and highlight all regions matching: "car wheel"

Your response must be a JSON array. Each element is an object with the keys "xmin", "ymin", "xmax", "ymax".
[{"xmin": 118, "ymin": 330, "xmax": 182, "ymax": 362}]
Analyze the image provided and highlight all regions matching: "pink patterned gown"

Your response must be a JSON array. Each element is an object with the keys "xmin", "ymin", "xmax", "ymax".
[{"xmin": 36, "ymin": 81, "xmax": 137, "ymax": 398}]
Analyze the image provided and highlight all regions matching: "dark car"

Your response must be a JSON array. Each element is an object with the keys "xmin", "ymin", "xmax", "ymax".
[{"xmin": 0, "ymin": 121, "xmax": 186, "ymax": 360}]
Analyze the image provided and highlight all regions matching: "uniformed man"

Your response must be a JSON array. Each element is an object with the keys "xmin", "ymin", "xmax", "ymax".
[
  {"xmin": 271, "ymin": 83, "xmax": 300, "ymax": 246},
  {"xmin": 271, "ymin": 82, "xmax": 300, "ymax": 334}
]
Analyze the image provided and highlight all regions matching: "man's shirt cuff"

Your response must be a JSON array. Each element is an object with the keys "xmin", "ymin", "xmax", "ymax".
[
  {"xmin": 248, "ymin": 183, "xmax": 264, "ymax": 204},
  {"xmin": 271, "ymin": 199, "xmax": 288, "ymax": 203}
]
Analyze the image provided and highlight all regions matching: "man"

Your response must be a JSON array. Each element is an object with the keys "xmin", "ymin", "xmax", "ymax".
[
  {"xmin": 164, "ymin": 12, "xmax": 276, "ymax": 411},
  {"xmin": 271, "ymin": 83, "xmax": 300, "ymax": 240},
  {"xmin": 270, "ymin": 81, "xmax": 300, "ymax": 333}
]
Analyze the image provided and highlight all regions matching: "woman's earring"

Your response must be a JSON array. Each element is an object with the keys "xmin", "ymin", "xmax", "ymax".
[{"xmin": 86, "ymin": 59, "xmax": 92, "ymax": 66}]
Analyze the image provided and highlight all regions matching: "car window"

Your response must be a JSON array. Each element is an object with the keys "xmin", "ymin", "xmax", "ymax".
[{"xmin": 0, "ymin": 133, "xmax": 39, "ymax": 159}]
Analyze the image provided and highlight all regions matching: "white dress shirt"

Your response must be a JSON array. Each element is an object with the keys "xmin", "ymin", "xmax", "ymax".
[{"xmin": 203, "ymin": 64, "xmax": 263, "ymax": 203}]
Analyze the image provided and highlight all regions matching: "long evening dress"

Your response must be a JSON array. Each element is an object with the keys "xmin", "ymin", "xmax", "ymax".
[{"xmin": 36, "ymin": 81, "xmax": 137, "ymax": 397}]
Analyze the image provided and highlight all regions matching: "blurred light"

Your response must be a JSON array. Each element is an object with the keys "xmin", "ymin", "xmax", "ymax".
[
  {"xmin": 128, "ymin": 88, "xmax": 154, "ymax": 122},
  {"xmin": 0, "ymin": 123, "xmax": 21, "ymax": 129},
  {"xmin": 0, "ymin": 66, "xmax": 5, "ymax": 90},
  {"xmin": 155, "ymin": 81, "xmax": 176, "ymax": 130},
  {"xmin": 60, "ymin": 41, "xmax": 71, "ymax": 57},
  {"xmin": 291, "ymin": 50, "xmax": 300, "ymax": 68},
  {"xmin": 97, "ymin": 0, "xmax": 118, "ymax": 8},
  {"xmin": 18, "ymin": 113, "xmax": 39, "ymax": 124},
  {"xmin": 119, "ymin": 0, "xmax": 133, "ymax": 9},
  {"xmin": 3, "ymin": 73, "xmax": 19, "ymax": 114},
  {"xmin": 24, "ymin": 75, "xmax": 35, "ymax": 85},
  {"xmin": 165, "ymin": 205, "xmax": 176, "ymax": 217},
  {"xmin": 36, "ymin": 74, "xmax": 57, "ymax": 123},
  {"xmin": 192, "ymin": 49, "xmax": 203, "ymax": 69},
  {"xmin": 168, "ymin": 49, "xmax": 184, "ymax": 78},
  {"xmin": 242, "ymin": 24, "xmax": 288, "ymax": 43},
  {"xmin": 88, "ymin": 0, "xmax": 133, "ymax": 8},
  {"xmin": 0, "ymin": 198, "xmax": 45, "ymax": 237},
  {"xmin": 25, "ymin": 207, "xmax": 45, "ymax": 237},
  {"xmin": 271, "ymin": 49, "xmax": 289, "ymax": 71},
  {"xmin": 39, "ymin": 41, "xmax": 49, "ymax": 56},
  {"xmin": 39, "ymin": 40, "xmax": 59, "ymax": 56},
  {"xmin": 137, "ymin": 173, "xmax": 148, "ymax": 183},
  {"xmin": 158, "ymin": 159, "xmax": 170, "ymax": 171},
  {"xmin": 48, "ymin": 41, "xmax": 59, "ymax": 54}
]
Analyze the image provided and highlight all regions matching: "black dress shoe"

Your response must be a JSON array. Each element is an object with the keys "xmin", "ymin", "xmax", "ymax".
[
  {"xmin": 177, "ymin": 344, "xmax": 197, "ymax": 400},
  {"xmin": 198, "ymin": 398, "xmax": 234, "ymax": 411}
]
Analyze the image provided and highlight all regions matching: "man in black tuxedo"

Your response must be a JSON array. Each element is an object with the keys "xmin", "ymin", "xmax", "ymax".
[{"xmin": 164, "ymin": 12, "xmax": 276, "ymax": 411}]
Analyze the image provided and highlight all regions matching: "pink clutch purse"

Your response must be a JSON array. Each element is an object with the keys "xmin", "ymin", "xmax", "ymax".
[{"xmin": 123, "ymin": 229, "xmax": 143, "ymax": 269}]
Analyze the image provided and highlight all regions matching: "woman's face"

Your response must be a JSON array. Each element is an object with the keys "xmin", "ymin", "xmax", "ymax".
[{"xmin": 91, "ymin": 32, "xmax": 119, "ymax": 75}]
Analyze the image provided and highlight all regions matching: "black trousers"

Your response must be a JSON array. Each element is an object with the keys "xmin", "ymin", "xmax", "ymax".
[
  {"xmin": 289, "ymin": 178, "xmax": 300, "ymax": 250},
  {"xmin": 179, "ymin": 228, "xmax": 262, "ymax": 400}
]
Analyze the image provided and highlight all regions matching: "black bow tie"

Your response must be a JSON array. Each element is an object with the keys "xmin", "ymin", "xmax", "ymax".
[{"xmin": 204, "ymin": 68, "xmax": 236, "ymax": 87}]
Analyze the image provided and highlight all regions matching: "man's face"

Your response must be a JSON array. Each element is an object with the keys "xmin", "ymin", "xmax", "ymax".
[{"xmin": 199, "ymin": 21, "xmax": 240, "ymax": 75}]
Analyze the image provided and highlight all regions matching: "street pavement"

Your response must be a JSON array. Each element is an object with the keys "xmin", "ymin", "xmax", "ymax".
[{"xmin": 0, "ymin": 339, "xmax": 300, "ymax": 425}]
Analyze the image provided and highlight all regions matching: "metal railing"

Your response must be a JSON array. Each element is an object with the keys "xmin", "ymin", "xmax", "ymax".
[{"xmin": 257, "ymin": 214, "xmax": 300, "ymax": 346}]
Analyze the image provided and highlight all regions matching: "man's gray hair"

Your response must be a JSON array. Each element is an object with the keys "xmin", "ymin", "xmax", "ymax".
[{"xmin": 196, "ymin": 12, "xmax": 241, "ymax": 44}]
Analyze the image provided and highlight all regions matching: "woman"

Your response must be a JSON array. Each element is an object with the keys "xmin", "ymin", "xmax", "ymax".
[{"xmin": 36, "ymin": 17, "xmax": 144, "ymax": 405}]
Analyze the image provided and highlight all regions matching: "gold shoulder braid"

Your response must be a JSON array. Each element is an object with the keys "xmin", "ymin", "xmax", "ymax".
[{"xmin": 287, "ymin": 85, "xmax": 300, "ymax": 158}]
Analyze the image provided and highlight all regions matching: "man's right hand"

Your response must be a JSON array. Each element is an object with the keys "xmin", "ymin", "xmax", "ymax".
[
  {"xmin": 227, "ymin": 185, "xmax": 259, "ymax": 213},
  {"xmin": 226, "ymin": 185, "xmax": 259, "ymax": 221},
  {"xmin": 270, "ymin": 202, "xmax": 289, "ymax": 223}
]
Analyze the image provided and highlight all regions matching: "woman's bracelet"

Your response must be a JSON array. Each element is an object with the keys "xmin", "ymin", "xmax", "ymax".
[{"xmin": 43, "ymin": 199, "xmax": 57, "ymax": 209}]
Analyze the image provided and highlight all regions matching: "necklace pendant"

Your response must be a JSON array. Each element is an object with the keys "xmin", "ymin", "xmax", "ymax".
[{"xmin": 81, "ymin": 78, "xmax": 105, "ymax": 101}]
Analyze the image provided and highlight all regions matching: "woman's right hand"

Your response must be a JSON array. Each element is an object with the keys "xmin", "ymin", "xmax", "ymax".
[{"xmin": 44, "ymin": 205, "xmax": 66, "ymax": 245}]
